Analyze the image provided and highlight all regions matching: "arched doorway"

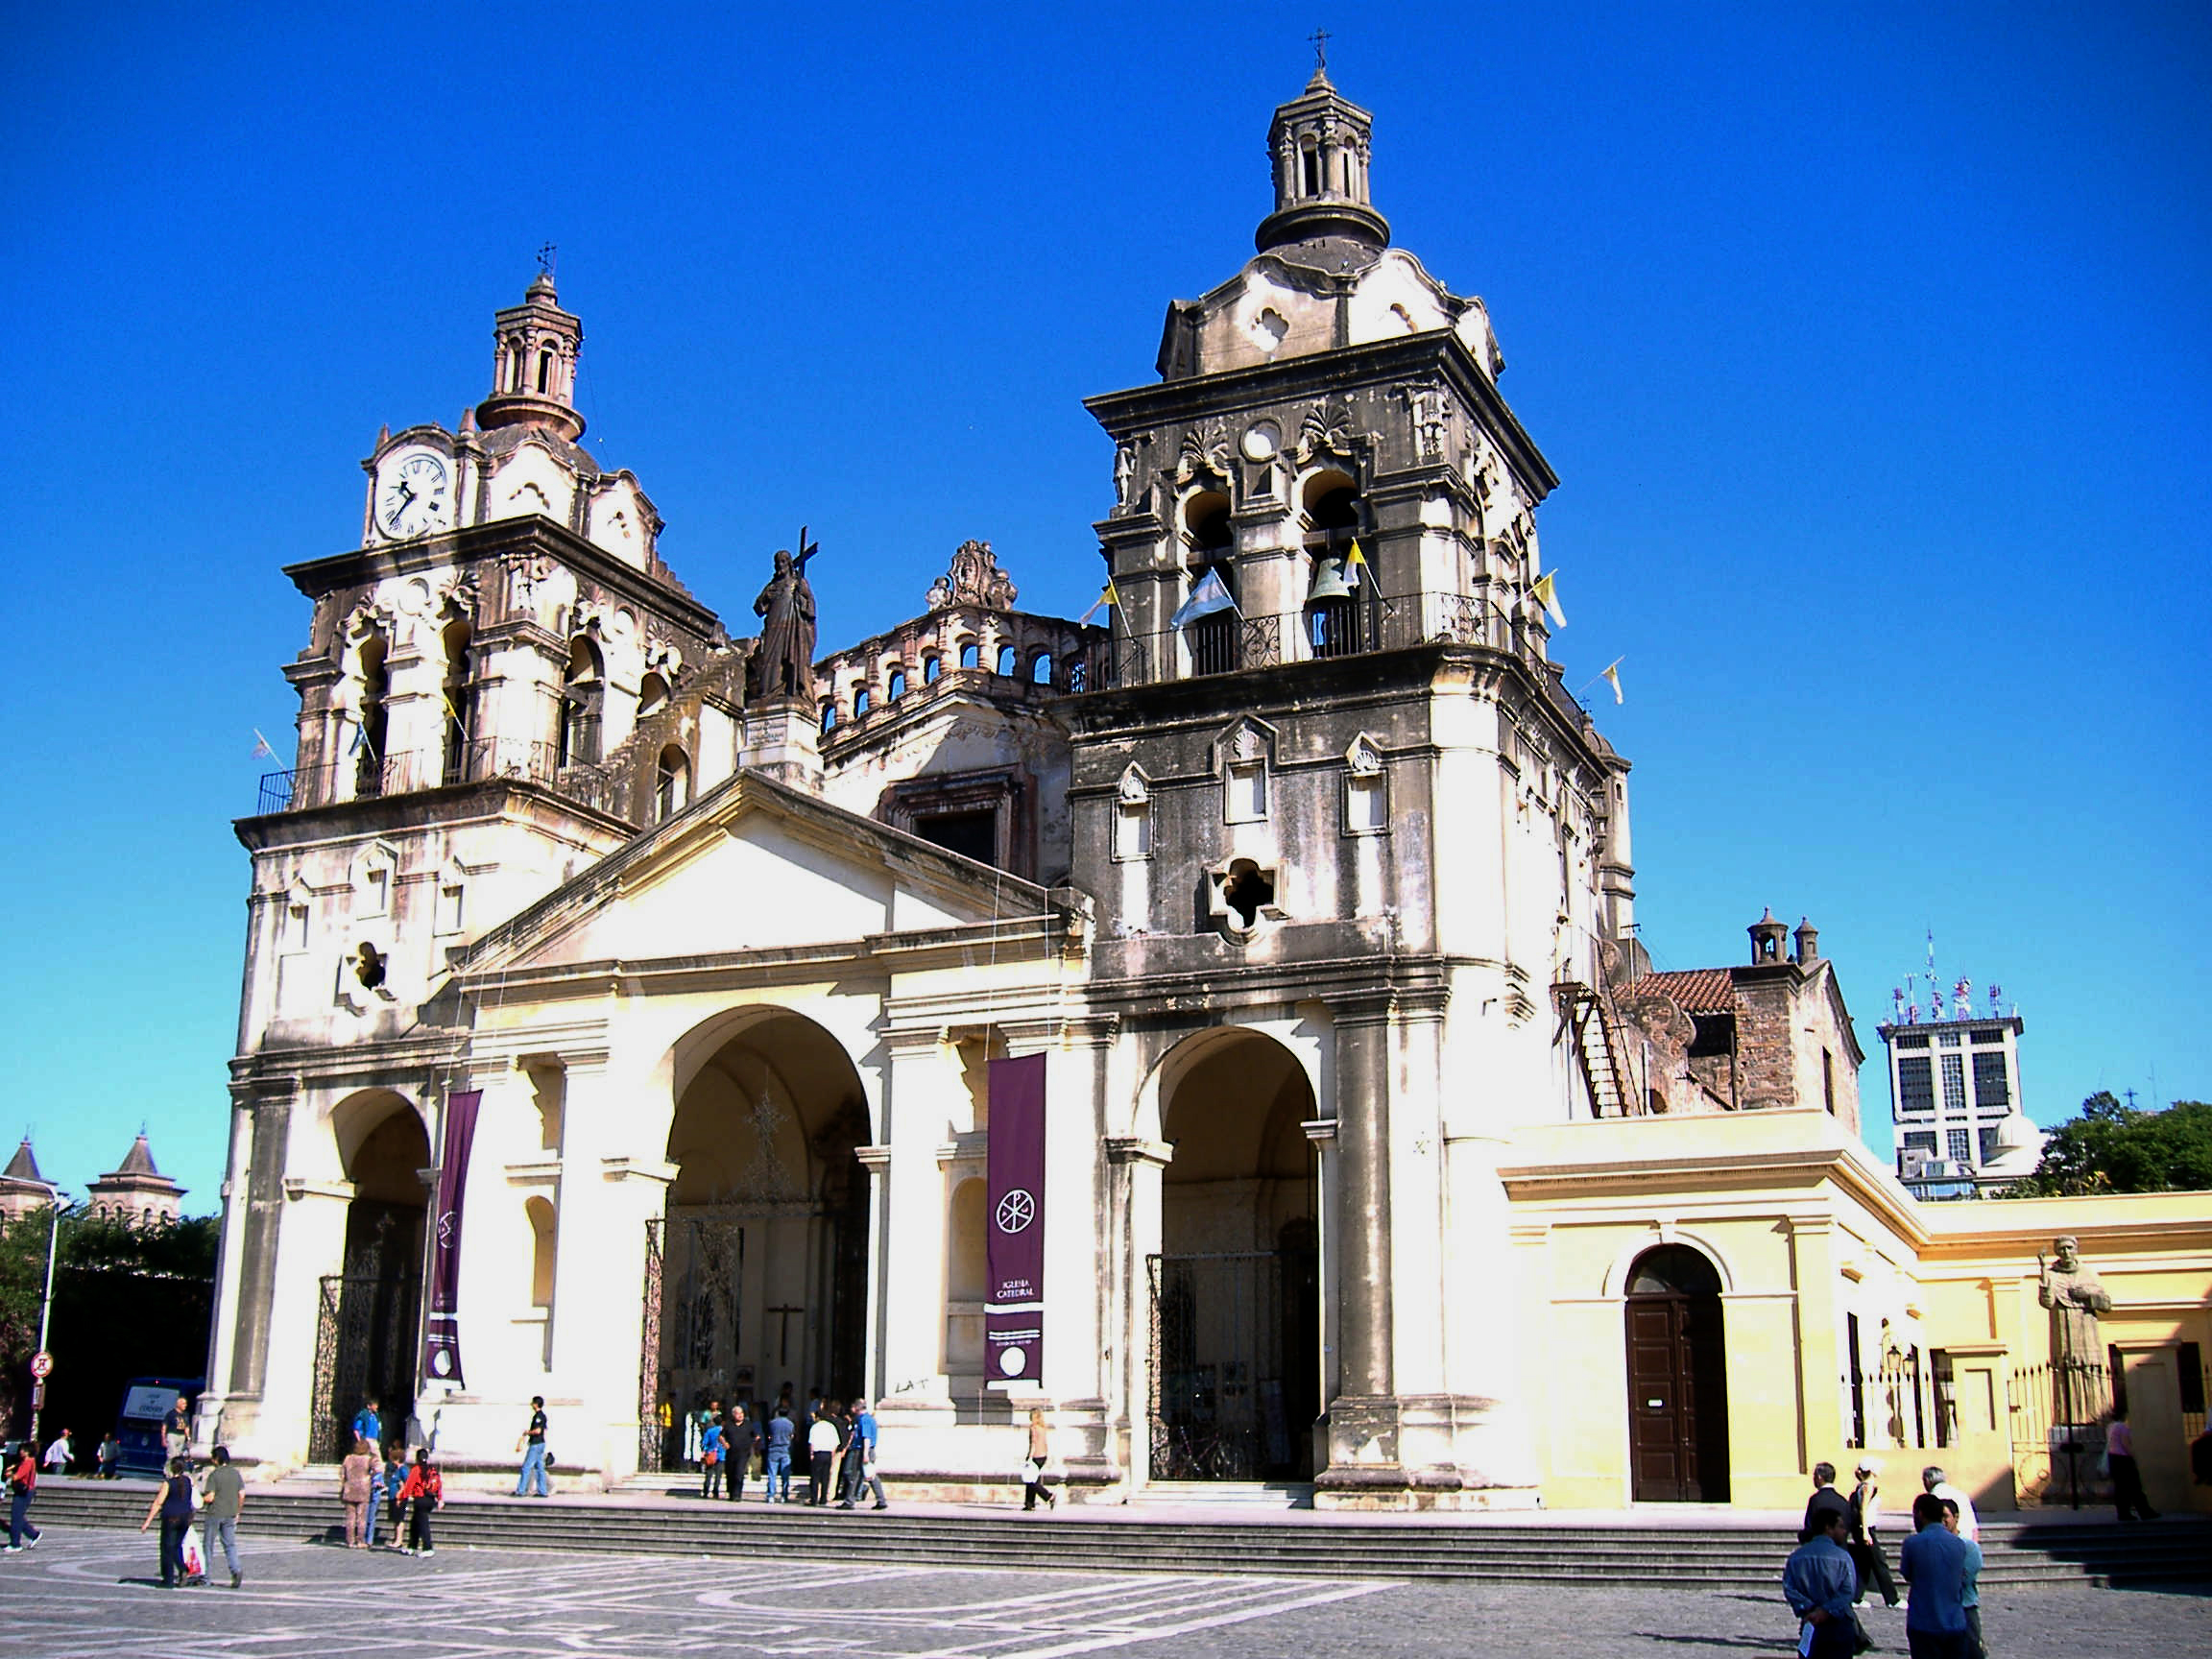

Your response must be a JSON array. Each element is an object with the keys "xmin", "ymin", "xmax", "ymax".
[
  {"xmin": 1150, "ymin": 1030, "xmax": 1319, "ymax": 1481},
  {"xmin": 309, "ymin": 1093, "xmax": 429, "ymax": 1462},
  {"xmin": 1624, "ymin": 1243, "xmax": 1730, "ymax": 1502},
  {"xmin": 649, "ymin": 1011, "xmax": 870, "ymax": 1454}
]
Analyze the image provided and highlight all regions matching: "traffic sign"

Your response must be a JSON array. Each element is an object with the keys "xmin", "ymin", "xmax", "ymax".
[{"xmin": 28, "ymin": 1350, "xmax": 52, "ymax": 1380}]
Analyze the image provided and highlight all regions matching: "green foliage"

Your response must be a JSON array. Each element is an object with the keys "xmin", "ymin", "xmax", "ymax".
[{"xmin": 2008, "ymin": 1093, "xmax": 2212, "ymax": 1196}]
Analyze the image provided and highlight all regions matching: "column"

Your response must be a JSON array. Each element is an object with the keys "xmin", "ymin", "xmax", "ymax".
[
  {"xmin": 1105, "ymin": 1135, "xmax": 1169, "ymax": 1486},
  {"xmin": 220, "ymin": 1080, "xmax": 297, "ymax": 1407},
  {"xmin": 1318, "ymin": 994, "xmax": 1401, "ymax": 1500}
]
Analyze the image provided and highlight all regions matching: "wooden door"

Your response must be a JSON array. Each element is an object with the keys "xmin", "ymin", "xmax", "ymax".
[{"xmin": 1626, "ymin": 1292, "xmax": 1729, "ymax": 1502}]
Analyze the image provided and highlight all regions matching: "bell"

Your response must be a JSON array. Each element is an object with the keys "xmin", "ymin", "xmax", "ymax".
[{"xmin": 1307, "ymin": 555, "xmax": 1355, "ymax": 602}]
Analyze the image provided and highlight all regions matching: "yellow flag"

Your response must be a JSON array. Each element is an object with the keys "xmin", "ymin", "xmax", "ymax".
[
  {"xmin": 1079, "ymin": 580, "xmax": 1119, "ymax": 626},
  {"xmin": 1601, "ymin": 659, "xmax": 1623, "ymax": 705},
  {"xmin": 1345, "ymin": 540, "xmax": 1368, "ymax": 568},
  {"xmin": 1531, "ymin": 570, "xmax": 1566, "ymax": 629}
]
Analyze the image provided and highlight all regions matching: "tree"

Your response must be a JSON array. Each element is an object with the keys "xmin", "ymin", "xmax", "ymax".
[{"xmin": 2008, "ymin": 1093, "xmax": 2212, "ymax": 1196}]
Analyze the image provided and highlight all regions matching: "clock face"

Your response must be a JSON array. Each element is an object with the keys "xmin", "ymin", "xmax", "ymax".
[{"xmin": 375, "ymin": 449, "xmax": 451, "ymax": 539}]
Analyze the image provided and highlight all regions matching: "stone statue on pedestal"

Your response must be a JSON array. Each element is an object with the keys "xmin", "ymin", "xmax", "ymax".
[
  {"xmin": 751, "ymin": 533, "xmax": 818, "ymax": 701},
  {"xmin": 2039, "ymin": 1236, "xmax": 2114, "ymax": 1430}
]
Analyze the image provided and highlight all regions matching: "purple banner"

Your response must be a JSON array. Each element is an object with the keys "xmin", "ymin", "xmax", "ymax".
[
  {"xmin": 421, "ymin": 1089, "xmax": 481, "ymax": 1390},
  {"xmin": 984, "ymin": 1054, "xmax": 1046, "ymax": 1389}
]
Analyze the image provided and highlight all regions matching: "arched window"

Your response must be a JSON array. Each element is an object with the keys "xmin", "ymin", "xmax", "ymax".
[
  {"xmin": 439, "ymin": 618, "xmax": 472, "ymax": 785},
  {"xmin": 655, "ymin": 745, "xmax": 689, "ymax": 821},
  {"xmin": 996, "ymin": 644, "xmax": 1017, "ymax": 676},
  {"xmin": 854, "ymin": 685, "xmax": 872, "ymax": 716},
  {"xmin": 537, "ymin": 349, "xmax": 555, "ymax": 394},
  {"xmin": 958, "ymin": 641, "xmax": 979, "ymax": 670},
  {"xmin": 1183, "ymin": 563, "xmax": 1239, "ymax": 677},
  {"xmin": 558, "ymin": 634, "xmax": 604, "ymax": 768},
  {"xmin": 820, "ymin": 700, "xmax": 837, "ymax": 733},
  {"xmin": 1030, "ymin": 653, "xmax": 1054, "ymax": 686},
  {"xmin": 887, "ymin": 667, "xmax": 907, "ymax": 701},
  {"xmin": 354, "ymin": 628, "xmax": 390, "ymax": 798},
  {"xmin": 923, "ymin": 655, "xmax": 942, "ymax": 685},
  {"xmin": 637, "ymin": 670, "xmax": 671, "ymax": 718},
  {"xmin": 1303, "ymin": 472, "xmax": 1370, "ymax": 660}
]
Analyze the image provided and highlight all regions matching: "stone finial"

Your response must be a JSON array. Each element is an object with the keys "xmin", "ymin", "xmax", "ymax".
[
  {"xmin": 1748, "ymin": 906, "xmax": 1788, "ymax": 964},
  {"xmin": 926, "ymin": 541, "xmax": 1018, "ymax": 612},
  {"xmin": 1793, "ymin": 917, "xmax": 1820, "ymax": 965}
]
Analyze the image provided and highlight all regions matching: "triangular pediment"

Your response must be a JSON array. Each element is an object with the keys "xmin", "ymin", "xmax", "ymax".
[{"xmin": 456, "ymin": 771, "xmax": 1047, "ymax": 977}]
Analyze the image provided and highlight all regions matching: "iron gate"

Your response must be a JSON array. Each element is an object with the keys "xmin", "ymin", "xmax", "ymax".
[
  {"xmin": 1147, "ymin": 1250, "xmax": 1309, "ymax": 1480},
  {"xmin": 307, "ymin": 1271, "xmax": 421, "ymax": 1464}
]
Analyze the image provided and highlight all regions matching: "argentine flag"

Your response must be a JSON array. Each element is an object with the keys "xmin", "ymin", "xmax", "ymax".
[{"xmin": 1169, "ymin": 568, "xmax": 1238, "ymax": 630}]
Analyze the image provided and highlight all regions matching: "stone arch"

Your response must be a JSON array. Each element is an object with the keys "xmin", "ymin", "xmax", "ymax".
[
  {"xmin": 317, "ymin": 1088, "xmax": 431, "ymax": 1459},
  {"xmin": 1139, "ymin": 1025, "xmax": 1321, "ymax": 1481},
  {"xmin": 653, "ymin": 1005, "xmax": 875, "ymax": 1418},
  {"xmin": 1599, "ymin": 1230, "xmax": 1736, "ymax": 1299}
]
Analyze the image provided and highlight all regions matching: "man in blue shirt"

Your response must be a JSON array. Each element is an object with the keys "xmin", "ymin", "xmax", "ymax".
[
  {"xmin": 1899, "ymin": 1492, "xmax": 1973, "ymax": 1658},
  {"xmin": 763, "ymin": 1407, "xmax": 795, "ymax": 1503},
  {"xmin": 350, "ymin": 1398, "xmax": 381, "ymax": 1452},
  {"xmin": 837, "ymin": 1398, "xmax": 888, "ymax": 1510},
  {"xmin": 1939, "ymin": 1500, "xmax": 1986, "ymax": 1659},
  {"xmin": 1783, "ymin": 1508, "xmax": 1861, "ymax": 1657}
]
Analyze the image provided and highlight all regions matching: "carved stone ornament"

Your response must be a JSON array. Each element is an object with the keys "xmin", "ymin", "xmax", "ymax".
[
  {"xmin": 1177, "ymin": 421, "xmax": 1233, "ymax": 483},
  {"xmin": 1295, "ymin": 400, "xmax": 1356, "ymax": 461},
  {"xmin": 926, "ymin": 540, "xmax": 1018, "ymax": 611},
  {"xmin": 1118, "ymin": 763, "xmax": 1151, "ymax": 804}
]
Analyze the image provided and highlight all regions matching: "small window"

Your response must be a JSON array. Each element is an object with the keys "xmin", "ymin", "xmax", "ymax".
[
  {"xmin": 2179, "ymin": 1342, "xmax": 2204, "ymax": 1414},
  {"xmin": 996, "ymin": 645, "xmax": 1017, "ymax": 676},
  {"xmin": 435, "ymin": 883, "xmax": 465, "ymax": 935},
  {"xmin": 1346, "ymin": 773, "xmax": 1386, "ymax": 833},
  {"xmin": 923, "ymin": 655, "xmax": 942, "ymax": 684},
  {"xmin": 1947, "ymin": 1128, "xmax": 1973, "ymax": 1165},
  {"xmin": 537, "ymin": 349, "xmax": 555, "ymax": 394},
  {"xmin": 526, "ymin": 1195, "xmax": 557, "ymax": 1308},
  {"xmin": 1116, "ymin": 799, "xmax": 1152, "ymax": 860},
  {"xmin": 1895, "ymin": 1033, "xmax": 1930, "ymax": 1049},
  {"xmin": 820, "ymin": 701, "xmax": 837, "ymax": 733},
  {"xmin": 284, "ymin": 903, "xmax": 309, "ymax": 951},
  {"xmin": 959, "ymin": 641, "xmax": 979, "ymax": 669},
  {"xmin": 1226, "ymin": 759, "xmax": 1267, "ymax": 822},
  {"xmin": 1031, "ymin": 654, "xmax": 1053, "ymax": 685},
  {"xmin": 888, "ymin": 668, "xmax": 907, "ymax": 701},
  {"xmin": 854, "ymin": 686, "xmax": 872, "ymax": 715},
  {"xmin": 1822, "ymin": 1049, "xmax": 1836, "ymax": 1115},
  {"xmin": 1897, "ymin": 1058, "xmax": 1935, "ymax": 1114}
]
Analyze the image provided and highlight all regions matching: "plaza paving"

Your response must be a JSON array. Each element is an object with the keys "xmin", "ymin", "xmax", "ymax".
[{"xmin": 0, "ymin": 1524, "xmax": 2204, "ymax": 1658}]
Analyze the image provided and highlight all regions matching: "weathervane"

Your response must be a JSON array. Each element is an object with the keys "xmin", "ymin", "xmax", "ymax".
[
  {"xmin": 536, "ymin": 242, "xmax": 558, "ymax": 279},
  {"xmin": 1309, "ymin": 27, "xmax": 1331, "ymax": 74}
]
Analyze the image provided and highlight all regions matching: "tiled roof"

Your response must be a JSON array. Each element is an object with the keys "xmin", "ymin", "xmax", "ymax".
[
  {"xmin": 1627, "ymin": 968, "xmax": 1736, "ymax": 1014},
  {"xmin": 2, "ymin": 1139, "xmax": 42, "ymax": 1182},
  {"xmin": 114, "ymin": 1134, "xmax": 161, "ymax": 1178}
]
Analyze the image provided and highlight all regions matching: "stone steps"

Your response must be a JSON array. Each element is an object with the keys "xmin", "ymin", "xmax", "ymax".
[{"xmin": 28, "ymin": 1482, "xmax": 2210, "ymax": 1588}]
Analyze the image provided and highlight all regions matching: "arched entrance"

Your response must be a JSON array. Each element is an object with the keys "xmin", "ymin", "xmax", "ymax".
[
  {"xmin": 1149, "ymin": 1030, "xmax": 1319, "ymax": 1481},
  {"xmin": 648, "ymin": 1010, "xmax": 869, "ymax": 1456},
  {"xmin": 1624, "ymin": 1243, "xmax": 1730, "ymax": 1502},
  {"xmin": 309, "ymin": 1092, "xmax": 429, "ymax": 1462}
]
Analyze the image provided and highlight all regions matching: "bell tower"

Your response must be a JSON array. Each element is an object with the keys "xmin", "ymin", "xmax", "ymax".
[
  {"xmin": 1070, "ymin": 69, "xmax": 1637, "ymax": 1512},
  {"xmin": 476, "ymin": 267, "xmax": 586, "ymax": 442}
]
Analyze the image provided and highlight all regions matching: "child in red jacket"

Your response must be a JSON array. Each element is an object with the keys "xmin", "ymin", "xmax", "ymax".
[{"xmin": 397, "ymin": 1449, "xmax": 444, "ymax": 1556}]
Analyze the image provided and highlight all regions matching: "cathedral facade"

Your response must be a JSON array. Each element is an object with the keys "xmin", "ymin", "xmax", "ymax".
[{"xmin": 200, "ymin": 71, "xmax": 2212, "ymax": 1512}]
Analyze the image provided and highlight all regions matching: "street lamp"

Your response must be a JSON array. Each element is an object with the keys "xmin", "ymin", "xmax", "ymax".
[{"xmin": 24, "ymin": 1180, "xmax": 66, "ymax": 1455}]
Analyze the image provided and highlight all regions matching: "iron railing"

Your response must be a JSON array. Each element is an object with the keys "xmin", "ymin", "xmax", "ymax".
[
  {"xmin": 253, "ymin": 737, "xmax": 629, "ymax": 816},
  {"xmin": 1100, "ymin": 588, "xmax": 1544, "ymax": 687}
]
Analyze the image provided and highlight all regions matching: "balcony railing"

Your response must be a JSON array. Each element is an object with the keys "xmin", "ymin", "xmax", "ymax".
[
  {"xmin": 255, "ymin": 737, "xmax": 589, "ymax": 815},
  {"xmin": 1099, "ymin": 588, "xmax": 1530, "ymax": 687}
]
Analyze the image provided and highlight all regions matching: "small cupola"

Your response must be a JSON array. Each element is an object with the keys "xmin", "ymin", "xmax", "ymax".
[
  {"xmin": 1748, "ymin": 907, "xmax": 1788, "ymax": 964},
  {"xmin": 474, "ymin": 266, "xmax": 587, "ymax": 442},
  {"xmin": 1254, "ymin": 57, "xmax": 1391, "ymax": 263},
  {"xmin": 1792, "ymin": 917, "xmax": 1820, "ymax": 965}
]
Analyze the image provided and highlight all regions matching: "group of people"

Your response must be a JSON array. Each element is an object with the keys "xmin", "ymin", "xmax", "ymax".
[
  {"xmin": 679, "ymin": 1390, "xmax": 888, "ymax": 1509},
  {"xmin": 134, "ymin": 1446, "xmax": 247, "ymax": 1589},
  {"xmin": 32, "ymin": 1429, "xmax": 124, "ymax": 1479},
  {"xmin": 338, "ymin": 1397, "xmax": 445, "ymax": 1556},
  {"xmin": 1785, "ymin": 1460, "xmax": 1985, "ymax": 1658}
]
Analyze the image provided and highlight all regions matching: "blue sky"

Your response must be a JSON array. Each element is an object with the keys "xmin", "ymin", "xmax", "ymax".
[{"xmin": 4, "ymin": 2, "xmax": 2206, "ymax": 1208}]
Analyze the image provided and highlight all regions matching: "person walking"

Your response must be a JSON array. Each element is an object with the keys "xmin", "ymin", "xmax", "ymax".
[
  {"xmin": 3, "ymin": 1441, "xmax": 40, "ymax": 1551},
  {"xmin": 96, "ymin": 1431, "xmax": 120, "ymax": 1479},
  {"xmin": 199, "ymin": 1445, "xmax": 246, "ymax": 1589},
  {"xmin": 1899, "ymin": 1491, "xmax": 1973, "ymax": 1659},
  {"xmin": 339, "ymin": 1435, "xmax": 377, "ymax": 1548},
  {"xmin": 1782, "ymin": 1506, "xmax": 1861, "ymax": 1658},
  {"xmin": 839, "ymin": 1398, "xmax": 888, "ymax": 1509},
  {"xmin": 1022, "ymin": 1408, "xmax": 1056, "ymax": 1511},
  {"xmin": 138, "ymin": 1457, "xmax": 198, "ymax": 1586},
  {"xmin": 1801, "ymin": 1461, "xmax": 1850, "ymax": 1539},
  {"xmin": 764, "ymin": 1403, "xmax": 795, "ymax": 1502},
  {"xmin": 41, "ymin": 1430, "xmax": 71, "ymax": 1476},
  {"xmin": 806, "ymin": 1403, "xmax": 843, "ymax": 1505},
  {"xmin": 699, "ymin": 1414, "xmax": 725, "ymax": 1500},
  {"xmin": 397, "ymin": 1448, "xmax": 444, "ymax": 1556},
  {"xmin": 1848, "ymin": 1457, "xmax": 1901, "ymax": 1608},
  {"xmin": 164, "ymin": 1397, "xmax": 193, "ymax": 1466},
  {"xmin": 515, "ymin": 1396, "xmax": 551, "ymax": 1497},
  {"xmin": 723, "ymin": 1403, "xmax": 757, "ymax": 1503},
  {"xmin": 2105, "ymin": 1407, "xmax": 2160, "ymax": 1521}
]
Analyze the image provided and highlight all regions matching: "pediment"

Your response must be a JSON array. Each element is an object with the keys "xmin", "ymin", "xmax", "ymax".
[{"xmin": 456, "ymin": 772, "xmax": 1046, "ymax": 977}]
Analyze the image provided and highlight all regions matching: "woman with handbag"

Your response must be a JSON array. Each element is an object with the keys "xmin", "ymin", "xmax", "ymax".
[
  {"xmin": 397, "ymin": 1448, "xmax": 445, "ymax": 1556},
  {"xmin": 137, "ymin": 1457, "xmax": 197, "ymax": 1586},
  {"xmin": 339, "ymin": 1436, "xmax": 377, "ymax": 1548},
  {"xmin": 1022, "ymin": 1408, "xmax": 1056, "ymax": 1511}
]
